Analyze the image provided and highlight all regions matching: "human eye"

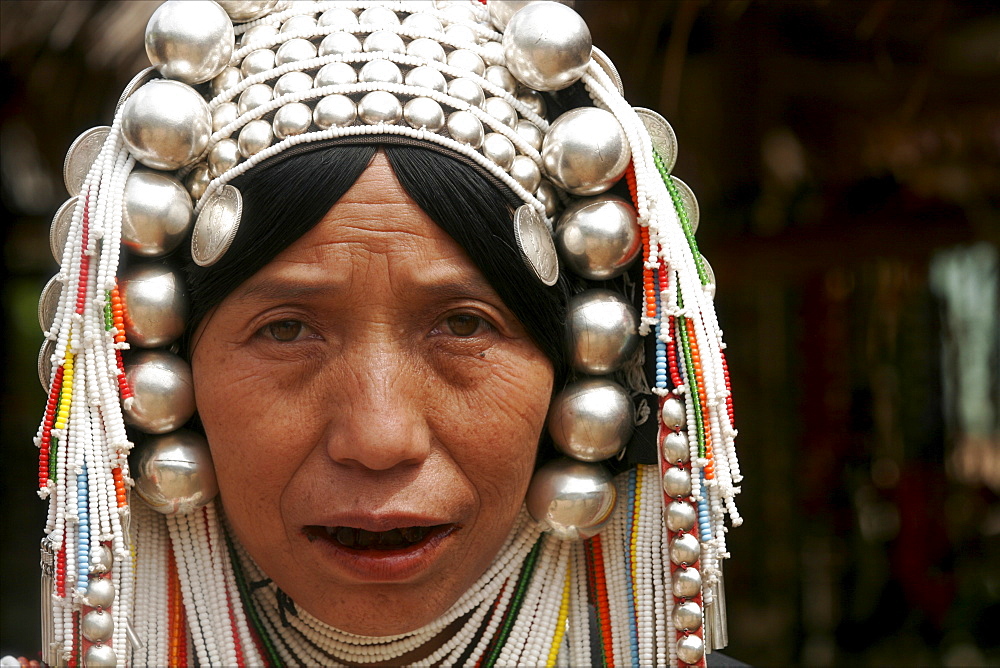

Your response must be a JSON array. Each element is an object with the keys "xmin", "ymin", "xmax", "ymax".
[
  {"xmin": 258, "ymin": 319, "xmax": 315, "ymax": 342},
  {"xmin": 430, "ymin": 311, "xmax": 497, "ymax": 340}
]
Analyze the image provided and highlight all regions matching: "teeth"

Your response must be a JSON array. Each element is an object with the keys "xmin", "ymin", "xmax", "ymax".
[
  {"xmin": 335, "ymin": 527, "xmax": 356, "ymax": 547},
  {"xmin": 325, "ymin": 526, "xmax": 434, "ymax": 549}
]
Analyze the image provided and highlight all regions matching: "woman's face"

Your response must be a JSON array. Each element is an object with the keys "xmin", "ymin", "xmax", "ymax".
[{"xmin": 192, "ymin": 153, "xmax": 553, "ymax": 636}]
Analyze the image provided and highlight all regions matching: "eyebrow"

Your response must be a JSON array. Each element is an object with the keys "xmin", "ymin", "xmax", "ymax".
[{"xmin": 230, "ymin": 274, "xmax": 501, "ymax": 305}]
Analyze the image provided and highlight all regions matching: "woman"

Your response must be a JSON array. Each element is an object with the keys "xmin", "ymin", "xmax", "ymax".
[{"xmin": 29, "ymin": 1, "xmax": 742, "ymax": 665}]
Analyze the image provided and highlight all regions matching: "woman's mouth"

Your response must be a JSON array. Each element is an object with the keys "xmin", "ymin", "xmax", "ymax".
[
  {"xmin": 317, "ymin": 525, "xmax": 441, "ymax": 550},
  {"xmin": 301, "ymin": 523, "xmax": 458, "ymax": 581}
]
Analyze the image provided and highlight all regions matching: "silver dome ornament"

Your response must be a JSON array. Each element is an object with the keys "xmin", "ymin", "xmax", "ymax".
[
  {"xmin": 81, "ymin": 609, "xmax": 113, "ymax": 642},
  {"xmin": 191, "ymin": 185, "xmax": 243, "ymax": 267},
  {"xmin": 484, "ymin": 65, "xmax": 517, "ymax": 95},
  {"xmin": 542, "ymin": 108, "xmax": 631, "ymax": 196},
  {"xmin": 274, "ymin": 71, "xmax": 314, "ymax": 97},
  {"xmin": 515, "ymin": 119, "xmax": 543, "ymax": 151},
  {"xmin": 122, "ymin": 80, "xmax": 211, "ymax": 171},
  {"xmin": 123, "ymin": 350, "xmax": 196, "ymax": 434},
  {"xmin": 238, "ymin": 119, "xmax": 273, "ymax": 158},
  {"xmin": 63, "ymin": 126, "xmax": 109, "ymax": 196},
  {"xmin": 48, "ymin": 196, "xmax": 77, "ymax": 265},
  {"xmin": 444, "ymin": 24, "xmax": 477, "ymax": 45},
  {"xmin": 526, "ymin": 459, "xmax": 617, "ymax": 540},
  {"xmin": 481, "ymin": 40, "xmax": 505, "ymax": 66},
  {"xmin": 131, "ymin": 429, "xmax": 219, "ymax": 516},
  {"xmin": 237, "ymin": 83, "xmax": 273, "ymax": 115},
  {"xmin": 441, "ymin": 3, "xmax": 476, "ymax": 25},
  {"xmin": 273, "ymin": 102, "xmax": 313, "ymax": 139},
  {"xmin": 185, "ymin": 163, "xmax": 211, "ymax": 200},
  {"xmin": 515, "ymin": 89, "xmax": 546, "ymax": 117},
  {"xmin": 503, "ymin": 2, "xmax": 592, "ymax": 91},
  {"xmin": 483, "ymin": 97, "xmax": 518, "ymax": 128},
  {"xmin": 358, "ymin": 91, "xmax": 403, "ymax": 125},
  {"xmin": 212, "ymin": 101, "xmax": 238, "ymax": 134},
  {"xmin": 536, "ymin": 180, "xmax": 559, "ymax": 217},
  {"xmin": 280, "ymin": 15, "xmax": 317, "ymax": 35},
  {"xmin": 448, "ymin": 78, "xmax": 485, "ymax": 108},
  {"xmin": 661, "ymin": 395, "xmax": 686, "ymax": 429},
  {"xmin": 669, "ymin": 532, "xmax": 701, "ymax": 565},
  {"xmin": 674, "ymin": 601, "xmax": 703, "ymax": 632},
  {"xmin": 315, "ymin": 62, "xmax": 358, "ymax": 87},
  {"xmin": 38, "ymin": 276, "xmax": 61, "ymax": 333},
  {"xmin": 90, "ymin": 545, "xmax": 113, "ymax": 574},
  {"xmin": 403, "ymin": 97, "xmax": 445, "ymax": 132},
  {"xmin": 217, "ymin": 0, "xmax": 277, "ymax": 23},
  {"xmin": 313, "ymin": 95, "xmax": 357, "ymax": 129},
  {"xmin": 676, "ymin": 634, "xmax": 705, "ymax": 665},
  {"xmin": 122, "ymin": 171, "xmax": 194, "ymax": 256},
  {"xmin": 240, "ymin": 49, "xmax": 275, "ymax": 77},
  {"xmin": 672, "ymin": 176, "xmax": 700, "ymax": 233},
  {"xmin": 83, "ymin": 644, "xmax": 117, "ymax": 668},
  {"xmin": 275, "ymin": 37, "xmax": 317, "ymax": 66},
  {"xmin": 513, "ymin": 204, "xmax": 558, "ymax": 286},
  {"xmin": 510, "ymin": 155, "xmax": 541, "ymax": 192},
  {"xmin": 319, "ymin": 31, "xmax": 362, "ymax": 57},
  {"xmin": 120, "ymin": 263, "xmax": 189, "ymax": 347},
  {"xmin": 406, "ymin": 37, "xmax": 446, "ymax": 63},
  {"xmin": 547, "ymin": 378, "xmax": 634, "ymax": 462},
  {"xmin": 482, "ymin": 133, "xmax": 515, "ymax": 171},
  {"xmin": 666, "ymin": 500, "xmax": 697, "ymax": 532},
  {"xmin": 85, "ymin": 577, "xmax": 115, "ymax": 609},
  {"xmin": 211, "ymin": 66, "xmax": 242, "ymax": 98},
  {"xmin": 554, "ymin": 195, "xmax": 640, "ymax": 280},
  {"xmin": 405, "ymin": 66, "xmax": 447, "ymax": 93},
  {"xmin": 402, "ymin": 13, "xmax": 443, "ymax": 34},
  {"xmin": 447, "ymin": 49, "xmax": 486, "ymax": 77},
  {"xmin": 662, "ymin": 466, "xmax": 692, "ymax": 498},
  {"xmin": 672, "ymin": 565, "xmax": 702, "ymax": 598},
  {"xmin": 446, "ymin": 111, "xmax": 484, "ymax": 148},
  {"xmin": 239, "ymin": 24, "xmax": 278, "ymax": 49},
  {"xmin": 564, "ymin": 289, "xmax": 640, "ymax": 375},
  {"xmin": 661, "ymin": 430, "xmax": 690, "ymax": 464},
  {"xmin": 319, "ymin": 7, "xmax": 359, "ymax": 27},
  {"xmin": 364, "ymin": 30, "xmax": 405, "ymax": 54},
  {"xmin": 359, "ymin": 6, "xmax": 400, "ymax": 26},
  {"xmin": 208, "ymin": 137, "xmax": 241, "ymax": 177},
  {"xmin": 359, "ymin": 59, "xmax": 403, "ymax": 85},
  {"xmin": 488, "ymin": 0, "xmax": 536, "ymax": 31},
  {"xmin": 634, "ymin": 107, "xmax": 678, "ymax": 174},
  {"xmin": 144, "ymin": 1, "xmax": 234, "ymax": 85}
]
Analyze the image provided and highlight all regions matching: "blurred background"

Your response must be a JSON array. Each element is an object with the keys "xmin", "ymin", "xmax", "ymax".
[{"xmin": 2, "ymin": 1, "xmax": 997, "ymax": 665}]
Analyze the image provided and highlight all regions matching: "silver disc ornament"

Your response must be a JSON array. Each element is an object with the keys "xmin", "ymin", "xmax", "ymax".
[
  {"xmin": 526, "ymin": 458, "xmax": 617, "ymax": 540},
  {"xmin": 513, "ymin": 205, "xmax": 559, "ymax": 286},
  {"xmin": 191, "ymin": 185, "xmax": 243, "ymax": 267},
  {"xmin": 63, "ymin": 126, "xmax": 109, "ymax": 196}
]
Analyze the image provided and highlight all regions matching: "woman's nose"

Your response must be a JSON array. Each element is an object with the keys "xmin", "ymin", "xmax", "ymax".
[{"xmin": 324, "ymin": 346, "xmax": 432, "ymax": 471}]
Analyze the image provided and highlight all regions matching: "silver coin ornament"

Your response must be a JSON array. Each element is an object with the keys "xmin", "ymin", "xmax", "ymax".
[
  {"xmin": 132, "ymin": 429, "xmax": 219, "ymax": 516},
  {"xmin": 666, "ymin": 500, "xmax": 697, "ymax": 532},
  {"xmin": 49, "ymin": 196, "xmax": 78, "ymax": 264},
  {"xmin": 119, "ymin": 263, "xmax": 189, "ymax": 347},
  {"xmin": 122, "ymin": 80, "xmax": 211, "ymax": 171},
  {"xmin": 123, "ymin": 350, "xmax": 196, "ymax": 435},
  {"xmin": 503, "ymin": 2, "xmax": 592, "ymax": 91},
  {"xmin": 661, "ymin": 430, "xmax": 690, "ymax": 464},
  {"xmin": 488, "ymin": 0, "xmax": 536, "ymax": 30},
  {"xmin": 513, "ymin": 204, "xmax": 558, "ymax": 286},
  {"xmin": 591, "ymin": 46, "xmax": 624, "ymax": 95},
  {"xmin": 359, "ymin": 91, "xmax": 403, "ymax": 125},
  {"xmin": 565, "ymin": 289, "xmax": 640, "ymax": 375},
  {"xmin": 676, "ymin": 634, "xmax": 705, "ymax": 664},
  {"xmin": 634, "ymin": 107, "xmax": 678, "ymax": 174},
  {"xmin": 662, "ymin": 466, "xmax": 693, "ymax": 498},
  {"xmin": 122, "ymin": 171, "xmax": 194, "ymax": 257},
  {"xmin": 672, "ymin": 176, "xmax": 700, "ymax": 234},
  {"xmin": 115, "ymin": 67, "xmax": 157, "ymax": 116},
  {"xmin": 81, "ymin": 609, "xmax": 113, "ymax": 642},
  {"xmin": 238, "ymin": 119, "xmax": 273, "ymax": 158},
  {"xmin": 217, "ymin": 0, "xmax": 277, "ymax": 23},
  {"xmin": 192, "ymin": 184, "xmax": 243, "ymax": 267},
  {"xmin": 403, "ymin": 97, "xmax": 445, "ymax": 132},
  {"xmin": 672, "ymin": 565, "xmax": 702, "ymax": 598},
  {"xmin": 661, "ymin": 396, "xmax": 687, "ymax": 429},
  {"xmin": 85, "ymin": 577, "xmax": 116, "ymax": 608},
  {"xmin": 700, "ymin": 253, "xmax": 716, "ymax": 291},
  {"xmin": 674, "ymin": 601, "xmax": 703, "ymax": 631},
  {"xmin": 314, "ymin": 95, "xmax": 358, "ymax": 129},
  {"xmin": 144, "ymin": 0, "xmax": 234, "ymax": 85},
  {"xmin": 555, "ymin": 195, "xmax": 640, "ymax": 280},
  {"xmin": 37, "ymin": 339, "xmax": 54, "ymax": 390},
  {"xmin": 84, "ymin": 644, "xmax": 117, "ymax": 668},
  {"xmin": 526, "ymin": 458, "xmax": 617, "ymax": 540},
  {"xmin": 542, "ymin": 108, "xmax": 631, "ymax": 196},
  {"xmin": 446, "ymin": 110, "xmax": 484, "ymax": 148},
  {"xmin": 670, "ymin": 532, "xmax": 701, "ymax": 565},
  {"xmin": 547, "ymin": 378, "xmax": 634, "ymax": 462},
  {"xmin": 38, "ymin": 276, "xmax": 62, "ymax": 333},
  {"xmin": 273, "ymin": 102, "xmax": 313, "ymax": 139},
  {"xmin": 63, "ymin": 126, "xmax": 109, "ymax": 196}
]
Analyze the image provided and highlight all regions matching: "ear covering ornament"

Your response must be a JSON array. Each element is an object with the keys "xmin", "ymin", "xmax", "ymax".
[{"xmin": 33, "ymin": 2, "xmax": 742, "ymax": 666}]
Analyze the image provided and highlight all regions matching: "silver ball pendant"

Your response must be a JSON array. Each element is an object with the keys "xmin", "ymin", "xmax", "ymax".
[
  {"xmin": 212, "ymin": 101, "xmax": 239, "ymax": 134},
  {"xmin": 273, "ymin": 102, "xmax": 313, "ymax": 139},
  {"xmin": 483, "ymin": 96, "xmax": 518, "ymax": 128},
  {"xmin": 208, "ymin": 138, "xmax": 240, "ymax": 178},
  {"xmin": 405, "ymin": 65, "xmax": 447, "ymax": 93},
  {"xmin": 674, "ymin": 601, "xmax": 703, "ymax": 632},
  {"xmin": 484, "ymin": 65, "xmax": 517, "ymax": 94},
  {"xmin": 83, "ymin": 644, "xmax": 117, "ymax": 668},
  {"xmin": 676, "ymin": 633, "xmax": 705, "ymax": 665},
  {"xmin": 275, "ymin": 37, "xmax": 317, "ymax": 66},
  {"xmin": 122, "ymin": 171, "xmax": 194, "ymax": 257},
  {"xmin": 217, "ymin": 0, "xmax": 277, "ymax": 22},
  {"xmin": 358, "ymin": 91, "xmax": 402, "ymax": 125},
  {"xmin": 402, "ymin": 13, "xmax": 442, "ymax": 34},
  {"xmin": 123, "ymin": 350, "xmax": 196, "ymax": 435},
  {"xmin": 315, "ymin": 62, "xmax": 358, "ymax": 87},
  {"xmin": 211, "ymin": 66, "xmax": 242, "ymax": 98},
  {"xmin": 564, "ymin": 289, "xmax": 640, "ymax": 375},
  {"xmin": 673, "ymin": 566, "xmax": 702, "ymax": 598},
  {"xmin": 662, "ymin": 430, "xmax": 690, "ymax": 464},
  {"xmin": 319, "ymin": 7, "xmax": 359, "ymax": 27},
  {"xmin": 90, "ymin": 545, "xmax": 112, "ymax": 574},
  {"xmin": 448, "ymin": 77, "xmax": 485, "ymax": 108},
  {"xmin": 662, "ymin": 466, "xmax": 692, "ymax": 499},
  {"xmin": 661, "ymin": 396, "xmax": 686, "ymax": 430},
  {"xmin": 144, "ymin": 0, "xmax": 234, "ymax": 85},
  {"xmin": 119, "ymin": 263, "xmax": 189, "ymax": 348},
  {"xmin": 488, "ymin": 0, "xmax": 536, "ymax": 31},
  {"xmin": 121, "ymin": 80, "xmax": 211, "ymax": 171},
  {"xmin": 555, "ymin": 195, "xmax": 640, "ymax": 280},
  {"xmin": 547, "ymin": 378, "xmax": 634, "ymax": 462},
  {"xmin": 666, "ymin": 500, "xmax": 697, "ymax": 532},
  {"xmin": 542, "ymin": 108, "xmax": 630, "ymax": 196},
  {"xmin": 239, "ymin": 24, "xmax": 278, "ymax": 49},
  {"xmin": 502, "ymin": 2, "xmax": 591, "ymax": 91},
  {"xmin": 536, "ymin": 180, "xmax": 559, "ymax": 217},
  {"xmin": 510, "ymin": 155, "xmax": 541, "ymax": 192},
  {"xmin": 85, "ymin": 577, "xmax": 116, "ymax": 609},
  {"xmin": 132, "ymin": 429, "xmax": 219, "ymax": 516},
  {"xmin": 516, "ymin": 89, "xmax": 546, "ymax": 117},
  {"xmin": 446, "ymin": 110, "xmax": 484, "ymax": 148},
  {"xmin": 364, "ymin": 30, "xmax": 405, "ymax": 54},
  {"xmin": 515, "ymin": 119, "xmax": 543, "ymax": 151},
  {"xmin": 669, "ymin": 532, "xmax": 701, "ymax": 565},
  {"xmin": 185, "ymin": 163, "xmax": 211, "ymax": 200},
  {"xmin": 359, "ymin": 59, "xmax": 403, "ymax": 85},
  {"xmin": 447, "ymin": 49, "xmax": 486, "ymax": 76},
  {"xmin": 237, "ymin": 83, "xmax": 273, "ymax": 115},
  {"xmin": 403, "ymin": 97, "xmax": 445, "ymax": 132},
  {"xmin": 319, "ymin": 31, "xmax": 362, "ymax": 57},
  {"xmin": 274, "ymin": 71, "xmax": 314, "ymax": 97},
  {"xmin": 313, "ymin": 95, "xmax": 357, "ymax": 129},
  {"xmin": 406, "ymin": 37, "xmax": 446, "ymax": 62},
  {"xmin": 240, "ymin": 48, "xmax": 275, "ymax": 77},
  {"xmin": 81, "ymin": 609, "xmax": 114, "ymax": 642},
  {"xmin": 482, "ymin": 132, "xmax": 515, "ymax": 170},
  {"xmin": 359, "ymin": 6, "xmax": 400, "ymax": 26},
  {"xmin": 238, "ymin": 119, "xmax": 273, "ymax": 158},
  {"xmin": 527, "ymin": 459, "xmax": 617, "ymax": 540}
]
